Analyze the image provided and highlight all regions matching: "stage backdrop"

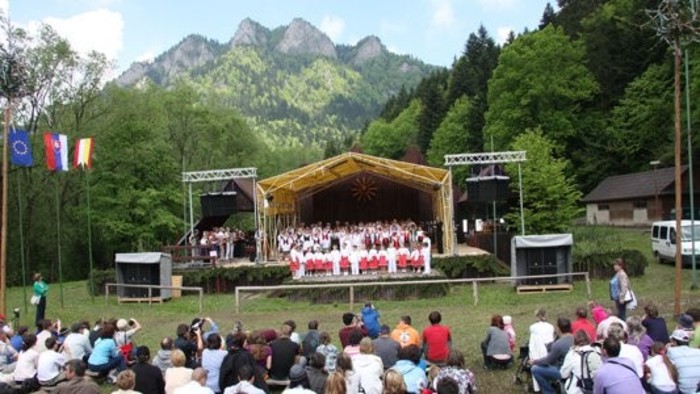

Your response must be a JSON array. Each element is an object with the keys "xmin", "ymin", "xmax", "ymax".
[{"xmin": 299, "ymin": 172, "xmax": 433, "ymax": 224}]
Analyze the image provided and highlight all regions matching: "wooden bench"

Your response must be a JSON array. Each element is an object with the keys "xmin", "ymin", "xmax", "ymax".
[{"xmin": 516, "ymin": 283, "xmax": 573, "ymax": 294}]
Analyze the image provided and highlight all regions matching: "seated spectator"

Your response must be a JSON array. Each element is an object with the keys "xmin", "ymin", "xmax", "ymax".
[
  {"xmin": 316, "ymin": 331, "xmax": 338, "ymax": 373},
  {"xmin": 529, "ymin": 317, "xmax": 574, "ymax": 394},
  {"xmin": 112, "ymin": 369, "xmax": 139, "ymax": 394},
  {"xmin": 642, "ymin": 304, "xmax": 669, "ymax": 344},
  {"xmin": 481, "ymin": 314, "xmax": 512, "ymax": 369},
  {"xmin": 222, "ymin": 364, "xmax": 265, "ymax": 394},
  {"xmin": 373, "ymin": 324, "xmax": 400, "ymax": 370},
  {"xmin": 131, "ymin": 345, "xmax": 165, "ymax": 394},
  {"xmin": 382, "ymin": 369, "xmax": 407, "ymax": 394},
  {"xmin": 283, "ymin": 364, "xmax": 317, "ymax": 394},
  {"xmin": 645, "ymin": 341, "xmax": 678, "ymax": 394},
  {"xmin": 246, "ymin": 331, "xmax": 272, "ymax": 371},
  {"xmin": 37, "ymin": 336, "xmax": 67, "ymax": 386},
  {"xmin": 684, "ymin": 308, "xmax": 700, "ymax": 348},
  {"xmin": 153, "ymin": 337, "xmax": 174, "ymax": 375},
  {"xmin": 54, "ymin": 359, "xmax": 100, "ymax": 394},
  {"xmin": 432, "ymin": 349, "xmax": 477, "ymax": 394},
  {"xmin": 587, "ymin": 300, "xmax": 608, "ymax": 325},
  {"xmin": 503, "ymin": 315, "xmax": 516, "ymax": 352},
  {"xmin": 676, "ymin": 313, "xmax": 695, "ymax": 338},
  {"xmin": 607, "ymin": 323, "xmax": 644, "ymax": 378},
  {"xmin": 559, "ymin": 329, "xmax": 602, "ymax": 394},
  {"xmin": 219, "ymin": 332, "xmax": 267, "ymax": 393},
  {"xmin": 343, "ymin": 329, "xmax": 363, "ymax": 358},
  {"xmin": 354, "ymin": 337, "xmax": 384, "ymax": 380},
  {"xmin": 201, "ymin": 333, "xmax": 226, "ymax": 394},
  {"xmin": 164, "ymin": 349, "xmax": 193, "ymax": 394},
  {"xmin": 63, "ymin": 322, "xmax": 92, "ymax": 362},
  {"xmin": 285, "ymin": 320, "xmax": 301, "ymax": 344},
  {"xmin": 391, "ymin": 345, "xmax": 427, "ymax": 394},
  {"xmin": 528, "ymin": 308, "xmax": 555, "ymax": 393},
  {"xmin": 115, "ymin": 318, "xmax": 141, "ymax": 361},
  {"xmin": 305, "ymin": 352, "xmax": 328, "ymax": 394},
  {"xmin": 174, "ymin": 323, "xmax": 203, "ymax": 369},
  {"xmin": 435, "ymin": 377, "xmax": 459, "ymax": 394},
  {"xmin": 35, "ymin": 319, "xmax": 55, "ymax": 353},
  {"xmin": 594, "ymin": 336, "xmax": 644, "ymax": 393},
  {"xmin": 302, "ymin": 320, "xmax": 321, "ymax": 359},
  {"xmin": 422, "ymin": 311, "xmax": 452, "ymax": 365},
  {"xmin": 361, "ymin": 302, "xmax": 382, "ymax": 339},
  {"xmin": 13, "ymin": 333, "xmax": 39, "ymax": 384},
  {"xmin": 571, "ymin": 306, "xmax": 596, "ymax": 343},
  {"xmin": 10, "ymin": 326, "xmax": 27, "ymax": 352},
  {"xmin": 666, "ymin": 329, "xmax": 700, "ymax": 394},
  {"xmin": 0, "ymin": 325, "xmax": 18, "ymax": 373},
  {"xmin": 596, "ymin": 312, "xmax": 627, "ymax": 341},
  {"xmin": 87, "ymin": 322, "xmax": 126, "ymax": 378},
  {"xmin": 269, "ymin": 324, "xmax": 301, "ymax": 381},
  {"xmin": 390, "ymin": 316, "xmax": 421, "ymax": 348},
  {"xmin": 324, "ymin": 371, "xmax": 348, "ymax": 394},
  {"xmin": 336, "ymin": 352, "xmax": 362, "ymax": 394},
  {"xmin": 173, "ymin": 367, "xmax": 214, "ymax": 394},
  {"xmin": 626, "ymin": 316, "xmax": 654, "ymax": 360}
]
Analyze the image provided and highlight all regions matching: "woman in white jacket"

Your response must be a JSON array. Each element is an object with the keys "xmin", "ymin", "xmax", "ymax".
[{"xmin": 559, "ymin": 330, "xmax": 602, "ymax": 394}]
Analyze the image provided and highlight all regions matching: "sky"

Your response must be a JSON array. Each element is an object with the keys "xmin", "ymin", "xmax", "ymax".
[{"xmin": 5, "ymin": 0, "xmax": 554, "ymax": 75}]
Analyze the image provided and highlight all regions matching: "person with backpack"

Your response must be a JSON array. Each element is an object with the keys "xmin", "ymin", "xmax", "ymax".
[
  {"xmin": 560, "ymin": 330, "xmax": 602, "ymax": 394},
  {"xmin": 302, "ymin": 320, "xmax": 321, "ymax": 360},
  {"xmin": 593, "ymin": 336, "xmax": 644, "ymax": 394}
]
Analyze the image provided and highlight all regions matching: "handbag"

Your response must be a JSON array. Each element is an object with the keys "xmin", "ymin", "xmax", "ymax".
[
  {"xmin": 30, "ymin": 295, "xmax": 40, "ymax": 305},
  {"xmin": 625, "ymin": 290, "xmax": 637, "ymax": 310}
]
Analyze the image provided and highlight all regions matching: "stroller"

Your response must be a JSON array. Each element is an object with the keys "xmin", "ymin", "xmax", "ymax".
[{"xmin": 514, "ymin": 344, "xmax": 532, "ymax": 392}]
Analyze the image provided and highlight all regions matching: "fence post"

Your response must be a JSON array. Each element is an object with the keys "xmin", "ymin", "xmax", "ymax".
[
  {"xmin": 199, "ymin": 288, "xmax": 203, "ymax": 314},
  {"xmin": 472, "ymin": 281, "xmax": 478, "ymax": 305},
  {"xmin": 235, "ymin": 288, "xmax": 240, "ymax": 314},
  {"xmin": 104, "ymin": 283, "xmax": 109, "ymax": 306},
  {"xmin": 349, "ymin": 286, "xmax": 354, "ymax": 310},
  {"xmin": 585, "ymin": 272, "xmax": 592, "ymax": 300},
  {"xmin": 148, "ymin": 287, "xmax": 152, "ymax": 307}
]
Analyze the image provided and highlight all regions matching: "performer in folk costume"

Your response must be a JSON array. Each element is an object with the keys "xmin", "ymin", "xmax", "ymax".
[
  {"xmin": 304, "ymin": 248, "xmax": 315, "ymax": 276},
  {"xmin": 289, "ymin": 245, "xmax": 300, "ymax": 278},
  {"xmin": 410, "ymin": 243, "xmax": 421, "ymax": 272},
  {"xmin": 330, "ymin": 244, "xmax": 341, "ymax": 276},
  {"xmin": 368, "ymin": 245, "xmax": 379, "ymax": 274},
  {"xmin": 421, "ymin": 241, "xmax": 431, "ymax": 275},
  {"xmin": 359, "ymin": 246, "xmax": 369, "ymax": 274},
  {"xmin": 378, "ymin": 245, "xmax": 388, "ymax": 273},
  {"xmin": 314, "ymin": 247, "xmax": 325, "ymax": 276},
  {"xmin": 350, "ymin": 245, "xmax": 360, "ymax": 275},
  {"xmin": 340, "ymin": 244, "xmax": 350, "ymax": 275},
  {"xmin": 397, "ymin": 243, "xmax": 409, "ymax": 272},
  {"xmin": 387, "ymin": 243, "xmax": 397, "ymax": 274}
]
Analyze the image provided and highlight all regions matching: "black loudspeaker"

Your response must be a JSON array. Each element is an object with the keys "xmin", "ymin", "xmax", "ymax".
[
  {"xmin": 465, "ymin": 176, "xmax": 510, "ymax": 202},
  {"xmin": 116, "ymin": 263, "xmax": 160, "ymax": 297},
  {"xmin": 200, "ymin": 192, "xmax": 237, "ymax": 217}
]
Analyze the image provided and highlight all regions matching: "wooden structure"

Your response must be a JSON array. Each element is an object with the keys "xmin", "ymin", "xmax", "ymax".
[
  {"xmin": 256, "ymin": 152, "xmax": 453, "ymax": 260},
  {"xmin": 115, "ymin": 253, "xmax": 172, "ymax": 301}
]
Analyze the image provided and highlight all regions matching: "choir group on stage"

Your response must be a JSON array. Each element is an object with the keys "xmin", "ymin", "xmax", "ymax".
[{"xmin": 275, "ymin": 220, "xmax": 433, "ymax": 279}]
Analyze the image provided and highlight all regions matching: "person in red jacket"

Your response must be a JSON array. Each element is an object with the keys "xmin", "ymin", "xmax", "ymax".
[
  {"xmin": 571, "ymin": 306, "xmax": 596, "ymax": 343},
  {"xmin": 422, "ymin": 311, "xmax": 451, "ymax": 365}
]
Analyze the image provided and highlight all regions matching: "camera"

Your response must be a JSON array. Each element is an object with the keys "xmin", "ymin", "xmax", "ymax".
[
  {"xmin": 128, "ymin": 319, "xmax": 135, "ymax": 326},
  {"xmin": 12, "ymin": 308, "xmax": 19, "ymax": 318},
  {"xmin": 190, "ymin": 318, "xmax": 203, "ymax": 333}
]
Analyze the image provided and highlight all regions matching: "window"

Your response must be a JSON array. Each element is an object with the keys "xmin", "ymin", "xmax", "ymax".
[
  {"xmin": 660, "ymin": 226, "xmax": 668, "ymax": 240},
  {"xmin": 633, "ymin": 200, "xmax": 647, "ymax": 209},
  {"xmin": 598, "ymin": 204, "xmax": 609, "ymax": 211},
  {"xmin": 653, "ymin": 225, "xmax": 659, "ymax": 238}
]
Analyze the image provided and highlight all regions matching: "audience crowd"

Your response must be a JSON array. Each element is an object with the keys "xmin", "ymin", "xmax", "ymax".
[{"xmin": 0, "ymin": 297, "xmax": 698, "ymax": 394}]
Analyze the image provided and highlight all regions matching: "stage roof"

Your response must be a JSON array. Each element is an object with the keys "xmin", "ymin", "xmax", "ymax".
[{"xmin": 257, "ymin": 152, "xmax": 449, "ymax": 196}]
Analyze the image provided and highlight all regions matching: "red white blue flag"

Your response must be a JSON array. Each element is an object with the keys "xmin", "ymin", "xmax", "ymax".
[{"xmin": 43, "ymin": 132, "xmax": 69, "ymax": 171}]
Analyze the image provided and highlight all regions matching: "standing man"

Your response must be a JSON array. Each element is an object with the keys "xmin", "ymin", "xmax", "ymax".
[{"xmin": 33, "ymin": 273, "xmax": 49, "ymax": 325}]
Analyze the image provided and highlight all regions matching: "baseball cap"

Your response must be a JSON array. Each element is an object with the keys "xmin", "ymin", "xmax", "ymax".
[
  {"xmin": 380, "ymin": 324, "xmax": 390, "ymax": 335},
  {"xmin": 678, "ymin": 314, "xmax": 694, "ymax": 330},
  {"xmin": 671, "ymin": 329, "xmax": 690, "ymax": 343},
  {"xmin": 288, "ymin": 364, "xmax": 307, "ymax": 381}
]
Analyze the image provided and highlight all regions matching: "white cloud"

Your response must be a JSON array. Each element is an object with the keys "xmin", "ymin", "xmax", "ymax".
[
  {"xmin": 496, "ymin": 26, "xmax": 513, "ymax": 44},
  {"xmin": 476, "ymin": 0, "xmax": 518, "ymax": 11},
  {"xmin": 430, "ymin": 0, "xmax": 456, "ymax": 30},
  {"xmin": 135, "ymin": 49, "xmax": 156, "ymax": 63},
  {"xmin": 0, "ymin": 0, "xmax": 8, "ymax": 17},
  {"xmin": 41, "ymin": 9, "xmax": 124, "ymax": 60},
  {"xmin": 319, "ymin": 15, "xmax": 345, "ymax": 42}
]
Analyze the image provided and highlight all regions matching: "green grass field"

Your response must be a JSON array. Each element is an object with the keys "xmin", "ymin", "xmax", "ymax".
[{"xmin": 8, "ymin": 227, "xmax": 700, "ymax": 393}]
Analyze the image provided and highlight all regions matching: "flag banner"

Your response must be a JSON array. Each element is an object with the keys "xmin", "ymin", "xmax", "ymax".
[
  {"xmin": 43, "ymin": 132, "xmax": 69, "ymax": 171},
  {"xmin": 73, "ymin": 137, "xmax": 94, "ymax": 169},
  {"xmin": 9, "ymin": 129, "xmax": 33, "ymax": 167}
]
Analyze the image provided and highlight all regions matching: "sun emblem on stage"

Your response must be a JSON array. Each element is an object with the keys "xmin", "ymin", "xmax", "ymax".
[{"xmin": 351, "ymin": 176, "xmax": 377, "ymax": 202}]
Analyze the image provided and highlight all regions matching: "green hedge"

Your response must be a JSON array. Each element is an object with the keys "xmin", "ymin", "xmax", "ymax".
[
  {"xmin": 573, "ymin": 249, "xmax": 648, "ymax": 279},
  {"xmin": 433, "ymin": 254, "xmax": 509, "ymax": 278},
  {"xmin": 88, "ymin": 268, "xmax": 116, "ymax": 296}
]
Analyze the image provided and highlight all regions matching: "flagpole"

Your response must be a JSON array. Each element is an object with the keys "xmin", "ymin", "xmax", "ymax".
[
  {"xmin": 0, "ymin": 106, "xmax": 10, "ymax": 316},
  {"xmin": 86, "ymin": 170, "xmax": 94, "ymax": 301},
  {"xmin": 16, "ymin": 172, "xmax": 27, "ymax": 313},
  {"xmin": 53, "ymin": 176, "xmax": 64, "ymax": 308}
]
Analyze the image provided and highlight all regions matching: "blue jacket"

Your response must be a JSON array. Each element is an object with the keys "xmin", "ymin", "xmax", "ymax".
[
  {"xmin": 392, "ymin": 360, "xmax": 426, "ymax": 393},
  {"xmin": 362, "ymin": 307, "xmax": 381, "ymax": 338}
]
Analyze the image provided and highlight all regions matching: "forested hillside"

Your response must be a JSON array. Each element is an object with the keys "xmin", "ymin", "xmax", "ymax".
[{"xmin": 1, "ymin": 1, "xmax": 695, "ymax": 283}]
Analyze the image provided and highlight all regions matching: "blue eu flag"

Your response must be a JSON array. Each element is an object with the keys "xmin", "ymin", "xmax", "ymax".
[{"xmin": 9, "ymin": 129, "xmax": 33, "ymax": 167}]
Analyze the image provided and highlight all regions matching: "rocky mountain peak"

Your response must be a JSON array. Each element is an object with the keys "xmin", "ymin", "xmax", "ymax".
[
  {"xmin": 231, "ymin": 17, "xmax": 269, "ymax": 48},
  {"xmin": 352, "ymin": 36, "xmax": 385, "ymax": 65},
  {"xmin": 275, "ymin": 18, "xmax": 337, "ymax": 59}
]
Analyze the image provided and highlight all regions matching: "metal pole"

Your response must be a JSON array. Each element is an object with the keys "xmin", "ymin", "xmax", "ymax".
[
  {"xmin": 518, "ymin": 162, "xmax": 525, "ymax": 235},
  {"xmin": 16, "ymin": 172, "xmax": 27, "ymax": 313},
  {"xmin": 684, "ymin": 46, "xmax": 697, "ymax": 290},
  {"xmin": 0, "ymin": 106, "xmax": 11, "ymax": 316},
  {"xmin": 86, "ymin": 171, "xmax": 95, "ymax": 301},
  {"xmin": 674, "ymin": 38, "xmax": 684, "ymax": 316},
  {"xmin": 492, "ymin": 200, "xmax": 497, "ymax": 264},
  {"xmin": 254, "ymin": 177, "xmax": 261, "ymax": 263},
  {"xmin": 235, "ymin": 288, "xmax": 240, "ymax": 314},
  {"xmin": 54, "ymin": 178, "xmax": 64, "ymax": 308},
  {"xmin": 188, "ymin": 183, "xmax": 194, "ymax": 240}
]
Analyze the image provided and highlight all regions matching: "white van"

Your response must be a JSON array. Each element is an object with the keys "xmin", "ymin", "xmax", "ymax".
[{"xmin": 651, "ymin": 220, "xmax": 700, "ymax": 266}]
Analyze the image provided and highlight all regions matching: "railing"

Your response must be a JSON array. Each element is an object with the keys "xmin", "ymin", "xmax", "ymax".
[
  {"xmin": 162, "ymin": 245, "xmax": 217, "ymax": 268},
  {"xmin": 104, "ymin": 283, "xmax": 204, "ymax": 313},
  {"xmin": 234, "ymin": 272, "xmax": 591, "ymax": 313}
]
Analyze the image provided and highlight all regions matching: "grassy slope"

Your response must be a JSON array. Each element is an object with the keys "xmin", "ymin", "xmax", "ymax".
[{"xmin": 8, "ymin": 227, "xmax": 699, "ymax": 393}]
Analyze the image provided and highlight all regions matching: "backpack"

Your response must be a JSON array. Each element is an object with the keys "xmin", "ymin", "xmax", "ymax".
[{"xmin": 570, "ymin": 350, "xmax": 594, "ymax": 394}]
